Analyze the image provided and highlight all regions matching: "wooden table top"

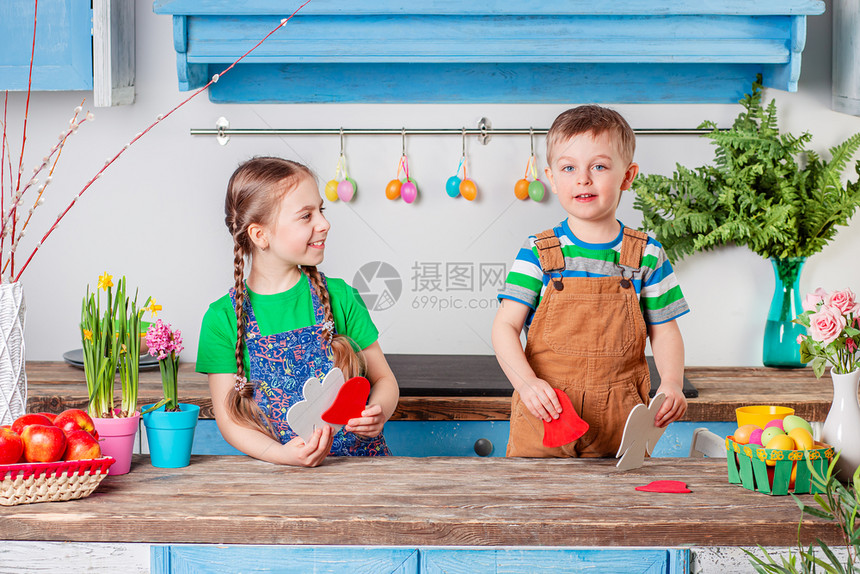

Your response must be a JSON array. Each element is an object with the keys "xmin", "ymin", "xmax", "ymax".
[
  {"xmin": 0, "ymin": 455, "xmax": 840, "ymax": 547},
  {"xmin": 23, "ymin": 358, "xmax": 842, "ymax": 422}
]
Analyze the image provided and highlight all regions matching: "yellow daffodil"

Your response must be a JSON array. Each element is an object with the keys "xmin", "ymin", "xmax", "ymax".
[
  {"xmin": 149, "ymin": 299, "xmax": 162, "ymax": 318},
  {"xmin": 120, "ymin": 343, "xmax": 127, "ymax": 354},
  {"xmin": 97, "ymin": 272, "xmax": 114, "ymax": 291},
  {"xmin": 83, "ymin": 329, "xmax": 93, "ymax": 342}
]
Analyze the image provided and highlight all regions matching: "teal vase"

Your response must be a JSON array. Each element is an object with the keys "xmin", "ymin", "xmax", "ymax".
[
  {"xmin": 762, "ymin": 257, "xmax": 807, "ymax": 368},
  {"xmin": 142, "ymin": 403, "xmax": 200, "ymax": 468}
]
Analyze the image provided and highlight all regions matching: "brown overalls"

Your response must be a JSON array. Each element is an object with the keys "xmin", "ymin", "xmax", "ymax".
[{"xmin": 507, "ymin": 227, "xmax": 651, "ymax": 458}]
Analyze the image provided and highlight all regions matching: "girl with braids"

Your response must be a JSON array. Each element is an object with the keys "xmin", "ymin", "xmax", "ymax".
[{"xmin": 196, "ymin": 157, "xmax": 398, "ymax": 466}]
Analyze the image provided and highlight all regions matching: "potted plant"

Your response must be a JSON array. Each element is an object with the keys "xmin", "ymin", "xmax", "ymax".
[
  {"xmin": 80, "ymin": 272, "xmax": 151, "ymax": 475},
  {"xmin": 141, "ymin": 319, "xmax": 199, "ymax": 468},
  {"xmin": 794, "ymin": 287, "xmax": 860, "ymax": 481},
  {"xmin": 632, "ymin": 76, "xmax": 860, "ymax": 368}
]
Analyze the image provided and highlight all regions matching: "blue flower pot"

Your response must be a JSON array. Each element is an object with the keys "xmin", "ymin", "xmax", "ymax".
[{"xmin": 141, "ymin": 403, "xmax": 200, "ymax": 468}]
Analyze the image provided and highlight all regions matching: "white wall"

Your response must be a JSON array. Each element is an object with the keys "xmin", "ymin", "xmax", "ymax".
[{"xmin": 6, "ymin": 1, "xmax": 860, "ymax": 366}]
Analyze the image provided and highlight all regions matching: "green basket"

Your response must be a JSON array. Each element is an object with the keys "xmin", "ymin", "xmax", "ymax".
[{"xmin": 726, "ymin": 436, "xmax": 834, "ymax": 495}]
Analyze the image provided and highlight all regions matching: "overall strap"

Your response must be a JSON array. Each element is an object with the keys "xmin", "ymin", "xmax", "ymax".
[
  {"xmin": 619, "ymin": 228, "xmax": 648, "ymax": 270},
  {"xmin": 534, "ymin": 229, "xmax": 565, "ymax": 274},
  {"xmin": 228, "ymin": 285, "xmax": 262, "ymax": 338}
]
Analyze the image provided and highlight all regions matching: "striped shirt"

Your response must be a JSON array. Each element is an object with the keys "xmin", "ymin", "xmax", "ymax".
[{"xmin": 499, "ymin": 219, "xmax": 690, "ymax": 326}]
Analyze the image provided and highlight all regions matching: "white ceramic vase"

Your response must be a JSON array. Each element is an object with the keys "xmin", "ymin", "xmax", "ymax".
[
  {"xmin": 820, "ymin": 368, "xmax": 860, "ymax": 482},
  {"xmin": 0, "ymin": 282, "xmax": 27, "ymax": 426}
]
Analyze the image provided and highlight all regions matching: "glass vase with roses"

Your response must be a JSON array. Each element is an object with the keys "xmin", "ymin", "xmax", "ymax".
[{"xmin": 794, "ymin": 288, "xmax": 860, "ymax": 378}]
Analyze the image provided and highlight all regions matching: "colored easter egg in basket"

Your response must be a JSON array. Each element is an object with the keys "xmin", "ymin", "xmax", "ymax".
[
  {"xmin": 732, "ymin": 424, "xmax": 760, "ymax": 445},
  {"xmin": 528, "ymin": 179, "xmax": 546, "ymax": 202},
  {"xmin": 514, "ymin": 178, "xmax": 530, "ymax": 200},
  {"xmin": 749, "ymin": 428, "xmax": 764, "ymax": 446},
  {"xmin": 446, "ymin": 175, "xmax": 462, "ymax": 198},
  {"xmin": 385, "ymin": 179, "xmax": 402, "ymax": 200},
  {"xmin": 401, "ymin": 180, "xmax": 418, "ymax": 204},
  {"xmin": 788, "ymin": 427, "xmax": 814, "ymax": 450},
  {"xmin": 782, "ymin": 415, "xmax": 813, "ymax": 436},
  {"xmin": 760, "ymin": 426, "xmax": 785, "ymax": 447},
  {"xmin": 337, "ymin": 177, "xmax": 357, "ymax": 202},
  {"xmin": 764, "ymin": 419, "xmax": 784, "ymax": 431},
  {"xmin": 324, "ymin": 179, "xmax": 340, "ymax": 202},
  {"xmin": 459, "ymin": 178, "xmax": 477, "ymax": 201}
]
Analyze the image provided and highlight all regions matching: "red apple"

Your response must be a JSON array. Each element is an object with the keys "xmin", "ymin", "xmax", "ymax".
[
  {"xmin": 37, "ymin": 412, "xmax": 57, "ymax": 424},
  {"xmin": 21, "ymin": 424, "xmax": 66, "ymax": 463},
  {"xmin": 11, "ymin": 413, "xmax": 54, "ymax": 435},
  {"xmin": 0, "ymin": 427, "xmax": 24, "ymax": 464},
  {"xmin": 63, "ymin": 429, "xmax": 101, "ymax": 461},
  {"xmin": 54, "ymin": 409, "xmax": 96, "ymax": 437}
]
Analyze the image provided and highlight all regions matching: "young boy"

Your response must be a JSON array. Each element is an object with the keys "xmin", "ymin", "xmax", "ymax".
[{"xmin": 492, "ymin": 105, "xmax": 689, "ymax": 458}]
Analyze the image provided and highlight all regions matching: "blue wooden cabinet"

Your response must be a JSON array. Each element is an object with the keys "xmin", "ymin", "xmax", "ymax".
[
  {"xmin": 152, "ymin": 0, "xmax": 824, "ymax": 103},
  {"xmin": 0, "ymin": 0, "xmax": 93, "ymax": 91},
  {"xmin": 151, "ymin": 545, "xmax": 691, "ymax": 574},
  {"xmin": 180, "ymin": 418, "xmax": 735, "ymax": 458}
]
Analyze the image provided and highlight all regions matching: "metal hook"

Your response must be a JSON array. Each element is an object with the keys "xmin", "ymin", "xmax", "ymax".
[
  {"xmin": 461, "ymin": 127, "xmax": 467, "ymax": 158},
  {"xmin": 529, "ymin": 127, "xmax": 535, "ymax": 157},
  {"xmin": 339, "ymin": 127, "xmax": 344, "ymax": 156},
  {"xmin": 401, "ymin": 127, "xmax": 406, "ymax": 156}
]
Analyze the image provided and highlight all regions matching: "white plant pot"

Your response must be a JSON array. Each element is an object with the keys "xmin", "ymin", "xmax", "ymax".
[
  {"xmin": 0, "ymin": 282, "xmax": 27, "ymax": 426},
  {"xmin": 821, "ymin": 368, "xmax": 860, "ymax": 482}
]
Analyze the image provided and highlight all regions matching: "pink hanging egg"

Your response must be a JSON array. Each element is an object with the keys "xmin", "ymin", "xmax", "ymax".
[
  {"xmin": 385, "ymin": 179, "xmax": 402, "ymax": 200},
  {"xmin": 528, "ymin": 180, "xmax": 546, "ymax": 202},
  {"xmin": 460, "ymin": 178, "xmax": 477, "ymax": 201},
  {"xmin": 445, "ymin": 175, "xmax": 461, "ymax": 198},
  {"xmin": 324, "ymin": 179, "xmax": 339, "ymax": 202},
  {"xmin": 337, "ymin": 177, "xmax": 356, "ymax": 202},
  {"xmin": 401, "ymin": 180, "xmax": 418, "ymax": 204}
]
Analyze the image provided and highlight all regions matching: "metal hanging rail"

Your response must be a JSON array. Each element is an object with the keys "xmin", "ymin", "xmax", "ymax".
[{"xmin": 191, "ymin": 117, "xmax": 714, "ymax": 146}]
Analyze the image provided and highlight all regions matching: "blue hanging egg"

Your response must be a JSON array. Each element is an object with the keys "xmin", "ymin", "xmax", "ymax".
[{"xmin": 445, "ymin": 175, "xmax": 461, "ymax": 198}]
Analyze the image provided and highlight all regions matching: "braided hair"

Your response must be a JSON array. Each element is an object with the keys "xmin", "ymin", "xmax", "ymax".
[{"xmin": 223, "ymin": 157, "xmax": 363, "ymax": 439}]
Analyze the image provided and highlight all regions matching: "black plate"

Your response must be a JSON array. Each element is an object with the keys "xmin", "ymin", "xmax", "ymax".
[{"xmin": 62, "ymin": 348, "xmax": 161, "ymax": 371}]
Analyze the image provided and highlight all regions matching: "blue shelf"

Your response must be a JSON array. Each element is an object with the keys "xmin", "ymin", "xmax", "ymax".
[{"xmin": 152, "ymin": 0, "xmax": 824, "ymax": 103}]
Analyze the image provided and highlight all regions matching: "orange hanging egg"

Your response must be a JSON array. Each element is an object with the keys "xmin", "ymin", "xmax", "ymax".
[
  {"xmin": 385, "ymin": 179, "xmax": 402, "ymax": 200},
  {"xmin": 514, "ymin": 178, "xmax": 530, "ymax": 200},
  {"xmin": 460, "ymin": 178, "xmax": 477, "ymax": 201},
  {"xmin": 324, "ymin": 179, "xmax": 339, "ymax": 202}
]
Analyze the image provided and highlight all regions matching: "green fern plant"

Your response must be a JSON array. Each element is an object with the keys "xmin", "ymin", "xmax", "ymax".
[{"xmin": 632, "ymin": 76, "xmax": 860, "ymax": 263}]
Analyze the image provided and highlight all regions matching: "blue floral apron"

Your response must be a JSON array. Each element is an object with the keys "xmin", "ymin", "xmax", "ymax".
[{"xmin": 229, "ymin": 272, "xmax": 390, "ymax": 456}]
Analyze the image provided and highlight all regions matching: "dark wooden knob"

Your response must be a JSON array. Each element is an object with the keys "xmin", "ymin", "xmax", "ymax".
[{"xmin": 473, "ymin": 438, "xmax": 493, "ymax": 457}]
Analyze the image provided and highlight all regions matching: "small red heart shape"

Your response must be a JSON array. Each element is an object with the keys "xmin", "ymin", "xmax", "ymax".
[
  {"xmin": 635, "ymin": 480, "xmax": 691, "ymax": 493},
  {"xmin": 542, "ymin": 388, "xmax": 589, "ymax": 448},
  {"xmin": 321, "ymin": 376, "xmax": 371, "ymax": 424}
]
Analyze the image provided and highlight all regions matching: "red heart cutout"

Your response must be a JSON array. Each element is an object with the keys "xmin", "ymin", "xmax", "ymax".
[
  {"xmin": 542, "ymin": 388, "xmax": 590, "ymax": 448},
  {"xmin": 321, "ymin": 376, "xmax": 371, "ymax": 424},
  {"xmin": 635, "ymin": 480, "xmax": 691, "ymax": 493}
]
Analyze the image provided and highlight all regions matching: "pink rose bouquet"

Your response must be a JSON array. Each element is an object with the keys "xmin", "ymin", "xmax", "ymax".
[
  {"xmin": 144, "ymin": 319, "xmax": 184, "ymax": 411},
  {"xmin": 795, "ymin": 288, "xmax": 860, "ymax": 377}
]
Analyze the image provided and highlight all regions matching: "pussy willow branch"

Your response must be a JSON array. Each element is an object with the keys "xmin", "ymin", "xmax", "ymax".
[{"xmin": 11, "ymin": 0, "xmax": 313, "ymax": 282}]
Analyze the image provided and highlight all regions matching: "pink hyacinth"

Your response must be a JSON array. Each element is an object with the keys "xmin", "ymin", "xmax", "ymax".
[{"xmin": 145, "ymin": 319, "xmax": 184, "ymax": 361}]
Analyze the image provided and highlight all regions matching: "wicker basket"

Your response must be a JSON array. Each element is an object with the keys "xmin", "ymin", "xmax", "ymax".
[{"xmin": 0, "ymin": 457, "xmax": 115, "ymax": 506}]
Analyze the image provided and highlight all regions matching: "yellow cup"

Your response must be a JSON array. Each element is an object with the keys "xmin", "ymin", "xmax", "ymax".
[{"xmin": 736, "ymin": 405, "xmax": 795, "ymax": 428}]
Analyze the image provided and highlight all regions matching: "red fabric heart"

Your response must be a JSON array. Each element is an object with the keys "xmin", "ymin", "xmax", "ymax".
[
  {"xmin": 635, "ymin": 480, "xmax": 691, "ymax": 493},
  {"xmin": 321, "ymin": 376, "xmax": 371, "ymax": 424},
  {"xmin": 542, "ymin": 388, "xmax": 590, "ymax": 448}
]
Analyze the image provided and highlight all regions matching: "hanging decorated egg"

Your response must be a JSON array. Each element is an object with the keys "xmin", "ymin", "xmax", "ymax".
[
  {"xmin": 401, "ymin": 180, "xmax": 418, "ymax": 204},
  {"xmin": 528, "ymin": 180, "xmax": 546, "ymax": 202},
  {"xmin": 514, "ymin": 178, "xmax": 530, "ymax": 200},
  {"xmin": 324, "ymin": 179, "xmax": 340, "ymax": 202},
  {"xmin": 460, "ymin": 178, "xmax": 477, "ymax": 201},
  {"xmin": 337, "ymin": 177, "xmax": 357, "ymax": 202},
  {"xmin": 385, "ymin": 179, "xmax": 402, "ymax": 200},
  {"xmin": 445, "ymin": 175, "xmax": 461, "ymax": 198}
]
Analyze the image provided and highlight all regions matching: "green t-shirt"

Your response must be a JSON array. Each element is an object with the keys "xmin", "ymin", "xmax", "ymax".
[{"xmin": 196, "ymin": 275, "xmax": 378, "ymax": 375}]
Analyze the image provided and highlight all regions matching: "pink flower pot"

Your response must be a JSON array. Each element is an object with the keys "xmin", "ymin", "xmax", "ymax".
[{"xmin": 92, "ymin": 411, "xmax": 140, "ymax": 475}]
